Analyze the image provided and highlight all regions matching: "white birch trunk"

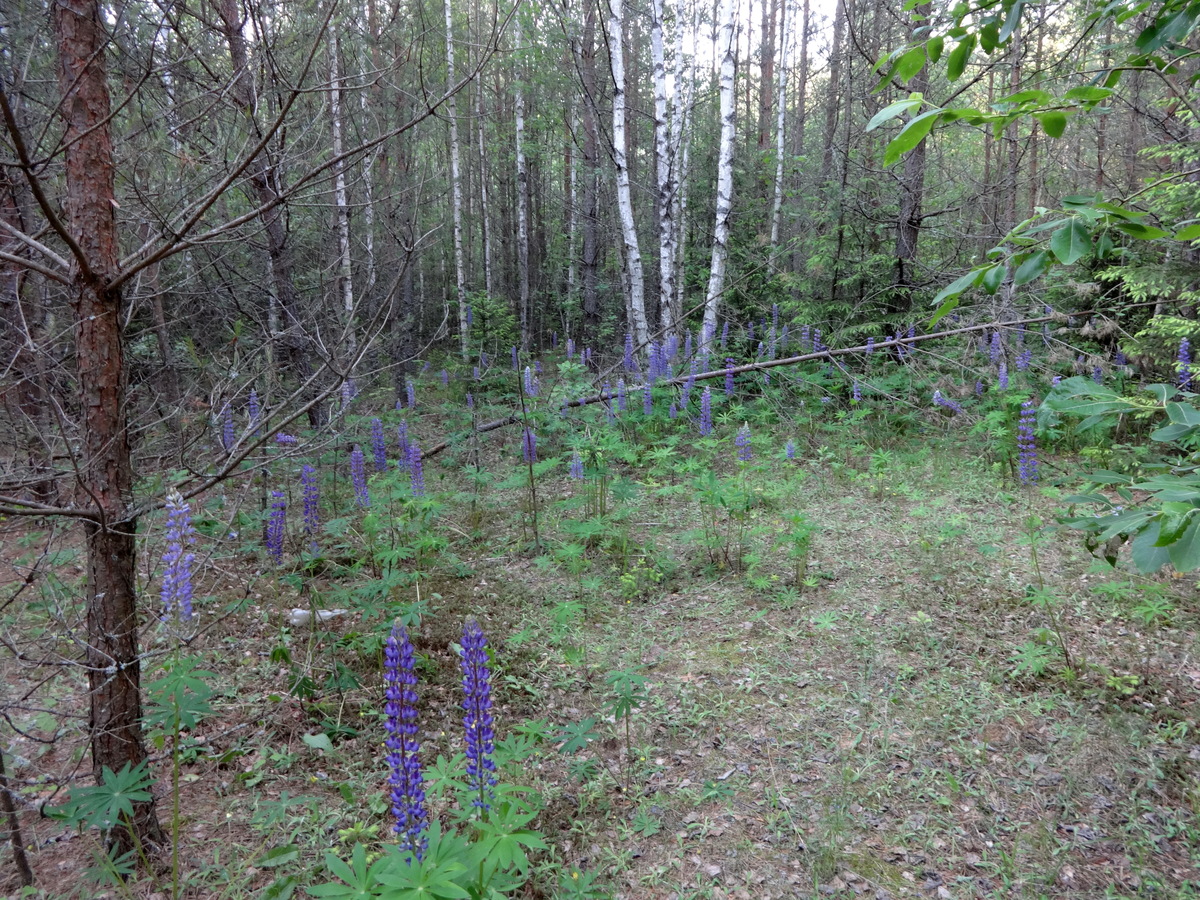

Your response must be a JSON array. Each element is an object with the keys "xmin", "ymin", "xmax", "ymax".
[
  {"xmin": 567, "ymin": 108, "xmax": 579, "ymax": 315},
  {"xmin": 515, "ymin": 18, "xmax": 532, "ymax": 349},
  {"xmin": 445, "ymin": 0, "xmax": 469, "ymax": 358},
  {"xmin": 361, "ymin": 96, "xmax": 377, "ymax": 296},
  {"xmin": 769, "ymin": 0, "xmax": 790, "ymax": 258},
  {"xmin": 673, "ymin": 4, "xmax": 695, "ymax": 324},
  {"xmin": 702, "ymin": 0, "xmax": 737, "ymax": 346},
  {"xmin": 607, "ymin": 0, "xmax": 649, "ymax": 347},
  {"xmin": 330, "ymin": 26, "xmax": 355, "ymax": 358},
  {"xmin": 477, "ymin": 82, "xmax": 494, "ymax": 300},
  {"xmin": 652, "ymin": 0, "xmax": 678, "ymax": 337}
]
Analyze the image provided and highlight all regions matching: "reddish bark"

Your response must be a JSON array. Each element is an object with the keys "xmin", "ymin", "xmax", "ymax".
[{"xmin": 54, "ymin": 0, "xmax": 164, "ymax": 851}]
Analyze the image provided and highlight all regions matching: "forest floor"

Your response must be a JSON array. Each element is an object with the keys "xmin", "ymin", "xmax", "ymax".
[{"xmin": 3, "ymin": 429, "xmax": 1200, "ymax": 899}]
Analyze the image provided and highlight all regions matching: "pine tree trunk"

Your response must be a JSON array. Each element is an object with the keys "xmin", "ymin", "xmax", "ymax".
[
  {"xmin": 53, "ymin": 0, "xmax": 164, "ymax": 854},
  {"xmin": 769, "ymin": 0, "xmax": 791, "ymax": 258},
  {"xmin": 893, "ymin": 2, "xmax": 930, "ymax": 311},
  {"xmin": 580, "ymin": 4, "xmax": 601, "ymax": 343},
  {"xmin": 702, "ymin": 0, "xmax": 738, "ymax": 345},
  {"xmin": 445, "ymin": 0, "xmax": 470, "ymax": 357},
  {"xmin": 820, "ymin": 0, "xmax": 846, "ymax": 184},
  {"xmin": 607, "ymin": 0, "xmax": 649, "ymax": 347}
]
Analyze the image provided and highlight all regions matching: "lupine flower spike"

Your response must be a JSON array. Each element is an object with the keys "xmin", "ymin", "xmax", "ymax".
[
  {"xmin": 301, "ymin": 465, "xmax": 320, "ymax": 554},
  {"xmin": 384, "ymin": 624, "xmax": 428, "ymax": 860},
  {"xmin": 266, "ymin": 491, "xmax": 286, "ymax": 564},
  {"xmin": 569, "ymin": 450, "xmax": 585, "ymax": 480},
  {"xmin": 161, "ymin": 491, "xmax": 197, "ymax": 622},
  {"xmin": 408, "ymin": 443, "xmax": 426, "ymax": 497},
  {"xmin": 371, "ymin": 418, "xmax": 388, "ymax": 472},
  {"xmin": 932, "ymin": 390, "xmax": 964, "ymax": 415},
  {"xmin": 734, "ymin": 424, "xmax": 752, "ymax": 462},
  {"xmin": 221, "ymin": 405, "xmax": 235, "ymax": 452},
  {"xmin": 699, "ymin": 387, "xmax": 713, "ymax": 436},
  {"xmin": 522, "ymin": 427, "xmax": 537, "ymax": 464},
  {"xmin": 460, "ymin": 620, "xmax": 497, "ymax": 811},
  {"xmin": 1179, "ymin": 338, "xmax": 1192, "ymax": 390},
  {"xmin": 351, "ymin": 446, "xmax": 370, "ymax": 508},
  {"xmin": 1017, "ymin": 400, "xmax": 1039, "ymax": 484},
  {"xmin": 785, "ymin": 440, "xmax": 796, "ymax": 460},
  {"xmin": 248, "ymin": 389, "xmax": 260, "ymax": 435}
]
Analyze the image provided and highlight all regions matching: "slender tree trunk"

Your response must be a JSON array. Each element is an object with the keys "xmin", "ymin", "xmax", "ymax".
[
  {"xmin": 893, "ymin": 2, "xmax": 930, "ymax": 311},
  {"xmin": 769, "ymin": 0, "xmax": 791, "ymax": 258},
  {"xmin": 1005, "ymin": 29, "xmax": 1022, "ymax": 232},
  {"xmin": 607, "ymin": 0, "xmax": 649, "ymax": 346},
  {"xmin": 566, "ymin": 108, "xmax": 579, "ymax": 321},
  {"xmin": 1095, "ymin": 19, "xmax": 1113, "ymax": 190},
  {"xmin": 702, "ymin": 0, "xmax": 737, "ymax": 344},
  {"xmin": 476, "ymin": 82, "xmax": 495, "ymax": 301},
  {"xmin": 330, "ymin": 25, "xmax": 356, "ymax": 360},
  {"xmin": 216, "ymin": 0, "xmax": 323, "ymax": 427},
  {"xmin": 652, "ymin": 0, "xmax": 678, "ymax": 336},
  {"xmin": 672, "ymin": 8, "xmax": 694, "ymax": 326},
  {"xmin": 759, "ymin": 0, "xmax": 778, "ymax": 150},
  {"xmin": 820, "ymin": 0, "xmax": 846, "ymax": 184},
  {"xmin": 514, "ymin": 19, "xmax": 532, "ymax": 348},
  {"xmin": 580, "ymin": 2, "xmax": 602, "ymax": 343},
  {"xmin": 445, "ymin": 0, "xmax": 470, "ymax": 357},
  {"xmin": 53, "ymin": 0, "xmax": 164, "ymax": 853}
]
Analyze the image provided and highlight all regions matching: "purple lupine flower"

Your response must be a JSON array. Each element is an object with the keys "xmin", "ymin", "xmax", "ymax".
[
  {"xmin": 466, "ymin": 392, "xmax": 475, "ymax": 411},
  {"xmin": 852, "ymin": 381, "xmax": 862, "ymax": 403},
  {"xmin": 699, "ymin": 387, "xmax": 713, "ymax": 436},
  {"xmin": 820, "ymin": 396, "xmax": 832, "ymax": 405},
  {"xmin": 371, "ymin": 418, "xmax": 388, "ymax": 472},
  {"xmin": 1093, "ymin": 366, "xmax": 1104, "ymax": 384},
  {"xmin": 643, "ymin": 381, "xmax": 653, "ymax": 416},
  {"xmin": 725, "ymin": 358, "xmax": 735, "ymax": 397},
  {"xmin": 406, "ymin": 380, "xmax": 416, "ymax": 410},
  {"xmin": 1016, "ymin": 347, "xmax": 1033, "ymax": 371},
  {"xmin": 350, "ymin": 446, "xmax": 370, "ymax": 508},
  {"xmin": 762, "ymin": 371, "xmax": 771, "ymax": 387},
  {"xmin": 720, "ymin": 321, "xmax": 729, "ymax": 349},
  {"xmin": 624, "ymin": 333, "xmax": 635, "ymax": 372},
  {"xmin": 221, "ymin": 405, "xmax": 235, "ymax": 452},
  {"xmin": 975, "ymin": 380, "xmax": 984, "ymax": 396},
  {"xmin": 785, "ymin": 440, "xmax": 796, "ymax": 460},
  {"xmin": 998, "ymin": 364, "xmax": 1009, "ymax": 391},
  {"xmin": 481, "ymin": 350, "xmax": 489, "ymax": 368},
  {"xmin": 511, "ymin": 345, "xmax": 519, "ymax": 370},
  {"xmin": 523, "ymin": 366, "xmax": 537, "ymax": 397},
  {"xmin": 1178, "ymin": 338, "xmax": 1192, "ymax": 390},
  {"xmin": 473, "ymin": 366, "xmax": 480, "ymax": 380},
  {"xmin": 756, "ymin": 341, "xmax": 765, "ymax": 359},
  {"xmin": 384, "ymin": 624, "xmax": 428, "ymax": 860},
  {"xmin": 734, "ymin": 424, "xmax": 752, "ymax": 462},
  {"xmin": 569, "ymin": 450, "xmax": 584, "ymax": 480},
  {"xmin": 800, "ymin": 325, "xmax": 811, "ymax": 351},
  {"xmin": 746, "ymin": 321, "xmax": 755, "ymax": 343},
  {"xmin": 248, "ymin": 389, "xmax": 260, "ymax": 435},
  {"xmin": 552, "ymin": 332, "xmax": 558, "ymax": 349},
  {"xmin": 669, "ymin": 402, "xmax": 678, "ymax": 418},
  {"xmin": 866, "ymin": 336, "xmax": 875, "ymax": 355},
  {"xmin": 535, "ymin": 359, "xmax": 543, "ymax": 376},
  {"xmin": 684, "ymin": 332, "xmax": 693, "ymax": 360},
  {"xmin": 341, "ymin": 381, "xmax": 354, "ymax": 409},
  {"xmin": 1017, "ymin": 399, "xmax": 1039, "ymax": 485},
  {"xmin": 813, "ymin": 329, "xmax": 824, "ymax": 353},
  {"xmin": 421, "ymin": 362, "xmax": 430, "ymax": 373},
  {"xmin": 466, "ymin": 304, "xmax": 473, "ymax": 327},
  {"xmin": 894, "ymin": 332, "xmax": 906, "ymax": 361},
  {"xmin": 521, "ymin": 427, "xmax": 537, "ymax": 463},
  {"xmin": 989, "ymin": 331, "xmax": 1003, "ymax": 364},
  {"xmin": 266, "ymin": 490, "xmax": 286, "ymax": 564},
  {"xmin": 1114, "ymin": 349, "xmax": 1128, "ymax": 367},
  {"xmin": 1051, "ymin": 374, "xmax": 1063, "ymax": 386},
  {"xmin": 780, "ymin": 325, "xmax": 789, "ymax": 354},
  {"xmin": 275, "ymin": 433, "xmax": 298, "ymax": 445},
  {"xmin": 440, "ymin": 369, "xmax": 449, "ymax": 387},
  {"xmin": 161, "ymin": 491, "xmax": 196, "ymax": 622},
  {"xmin": 617, "ymin": 378, "xmax": 627, "ymax": 412},
  {"xmin": 301, "ymin": 465, "xmax": 320, "ymax": 554},
  {"xmin": 647, "ymin": 342, "xmax": 660, "ymax": 382},
  {"xmin": 407, "ymin": 443, "xmax": 425, "ymax": 497},
  {"xmin": 460, "ymin": 620, "xmax": 497, "ymax": 810},
  {"xmin": 1016, "ymin": 323, "xmax": 1026, "ymax": 345},
  {"xmin": 932, "ymin": 390, "xmax": 964, "ymax": 415},
  {"xmin": 566, "ymin": 338, "xmax": 575, "ymax": 359},
  {"xmin": 907, "ymin": 324, "xmax": 916, "ymax": 342}
]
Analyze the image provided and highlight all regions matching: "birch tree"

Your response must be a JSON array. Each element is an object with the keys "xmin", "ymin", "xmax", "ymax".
[
  {"xmin": 769, "ymin": 0, "xmax": 790, "ymax": 258},
  {"xmin": 651, "ymin": 0, "xmax": 679, "ymax": 336},
  {"xmin": 702, "ymin": 0, "xmax": 737, "ymax": 345},
  {"xmin": 446, "ymin": 0, "xmax": 469, "ymax": 357},
  {"xmin": 607, "ymin": 0, "xmax": 649, "ymax": 347},
  {"xmin": 330, "ymin": 25, "xmax": 355, "ymax": 358},
  {"xmin": 515, "ymin": 18, "xmax": 532, "ymax": 348}
]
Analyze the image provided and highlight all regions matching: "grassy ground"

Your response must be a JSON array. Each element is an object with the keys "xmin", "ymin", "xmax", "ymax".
[{"xmin": 2, "ymin": 420, "xmax": 1198, "ymax": 899}]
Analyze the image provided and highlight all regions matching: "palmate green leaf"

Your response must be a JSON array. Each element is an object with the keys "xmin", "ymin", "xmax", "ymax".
[
  {"xmin": 884, "ymin": 109, "xmax": 941, "ymax": 166},
  {"xmin": 1049, "ymin": 218, "xmax": 1091, "ymax": 264}
]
